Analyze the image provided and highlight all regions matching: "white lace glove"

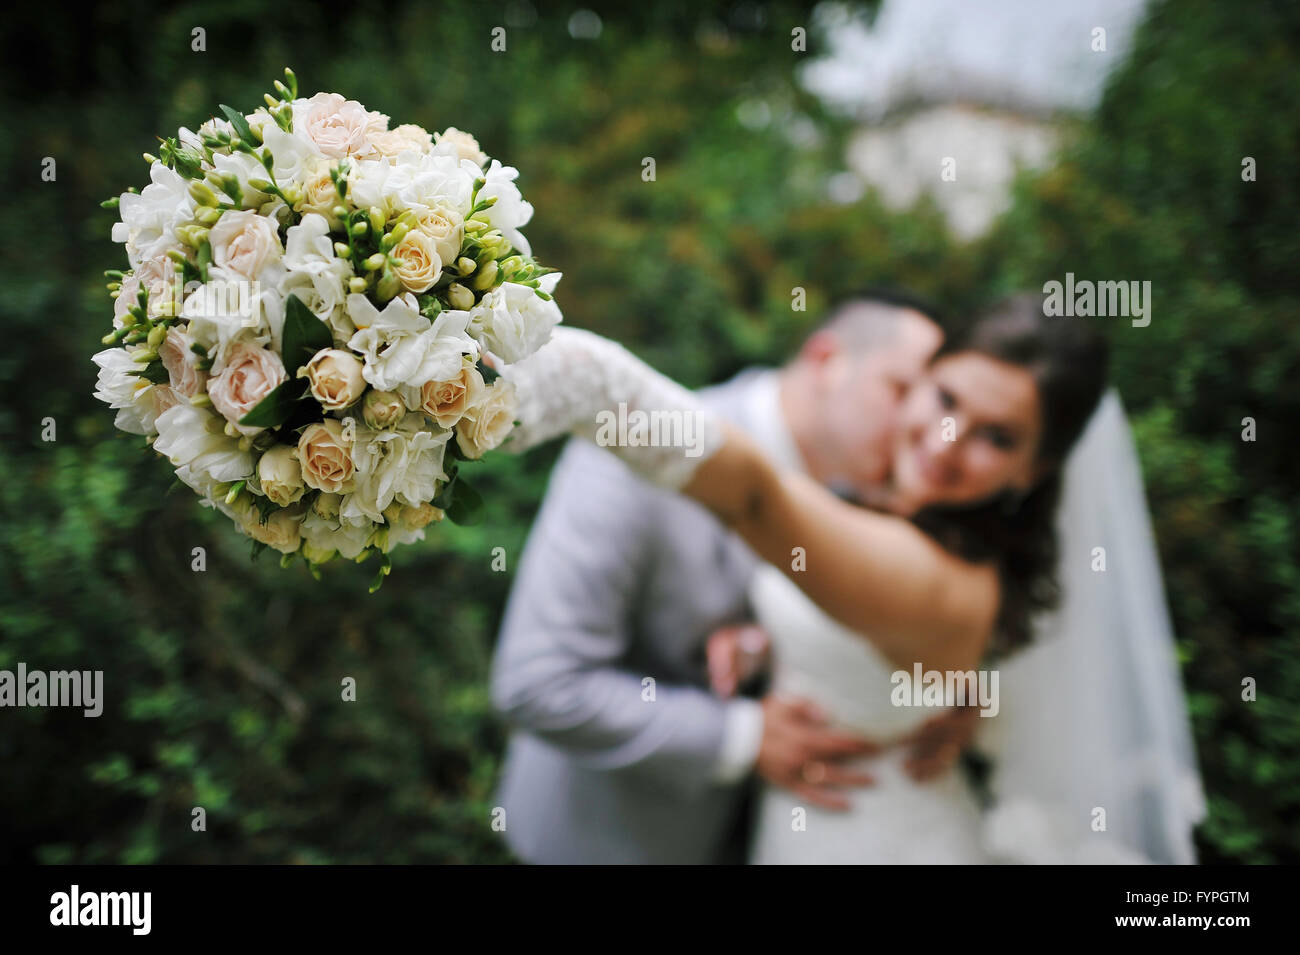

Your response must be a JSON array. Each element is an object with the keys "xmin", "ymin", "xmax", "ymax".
[{"xmin": 498, "ymin": 326, "xmax": 725, "ymax": 490}]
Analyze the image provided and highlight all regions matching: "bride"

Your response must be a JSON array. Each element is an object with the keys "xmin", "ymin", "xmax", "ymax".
[{"xmin": 498, "ymin": 293, "xmax": 1205, "ymax": 864}]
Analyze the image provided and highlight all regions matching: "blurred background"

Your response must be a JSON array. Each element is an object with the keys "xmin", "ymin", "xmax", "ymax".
[{"xmin": 1, "ymin": 0, "xmax": 1296, "ymax": 863}]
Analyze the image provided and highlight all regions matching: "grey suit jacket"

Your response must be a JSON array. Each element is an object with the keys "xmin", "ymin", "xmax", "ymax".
[{"xmin": 490, "ymin": 370, "xmax": 768, "ymax": 864}]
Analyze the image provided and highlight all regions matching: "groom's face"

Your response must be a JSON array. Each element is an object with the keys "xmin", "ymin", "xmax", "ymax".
[{"xmin": 808, "ymin": 311, "xmax": 943, "ymax": 501}]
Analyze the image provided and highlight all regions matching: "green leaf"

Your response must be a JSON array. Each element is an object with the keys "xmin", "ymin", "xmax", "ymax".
[
  {"xmin": 445, "ymin": 476, "xmax": 484, "ymax": 526},
  {"xmin": 238, "ymin": 379, "xmax": 304, "ymax": 429},
  {"xmin": 282, "ymin": 294, "xmax": 334, "ymax": 375},
  {"xmin": 431, "ymin": 468, "xmax": 458, "ymax": 509},
  {"xmin": 219, "ymin": 105, "xmax": 255, "ymax": 146},
  {"xmin": 476, "ymin": 358, "xmax": 500, "ymax": 384},
  {"xmin": 128, "ymin": 361, "xmax": 170, "ymax": 385}
]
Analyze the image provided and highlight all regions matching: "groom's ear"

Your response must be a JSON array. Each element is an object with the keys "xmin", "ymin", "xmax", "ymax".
[{"xmin": 797, "ymin": 330, "xmax": 841, "ymax": 368}]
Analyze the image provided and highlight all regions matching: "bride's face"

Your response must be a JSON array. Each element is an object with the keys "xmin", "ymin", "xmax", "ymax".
[{"xmin": 888, "ymin": 352, "xmax": 1045, "ymax": 515}]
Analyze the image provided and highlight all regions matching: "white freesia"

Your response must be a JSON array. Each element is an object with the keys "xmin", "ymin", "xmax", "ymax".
[
  {"xmin": 184, "ymin": 281, "xmax": 284, "ymax": 376},
  {"xmin": 209, "ymin": 150, "xmax": 275, "ymax": 209},
  {"xmin": 91, "ymin": 345, "xmax": 163, "ymax": 435},
  {"xmin": 112, "ymin": 163, "xmax": 194, "ymax": 269},
  {"xmin": 346, "ymin": 293, "xmax": 477, "ymax": 391},
  {"xmin": 339, "ymin": 417, "xmax": 452, "ymax": 525},
  {"xmin": 280, "ymin": 214, "xmax": 355, "ymax": 344},
  {"xmin": 152, "ymin": 403, "xmax": 254, "ymax": 483},
  {"xmin": 462, "ymin": 272, "xmax": 563, "ymax": 362},
  {"xmin": 347, "ymin": 152, "xmax": 476, "ymax": 219},
  {"xmin": 300, "ymin": 508, "xmax": 375, "ymax": 560},
  {"xmin": 478, "ymin": 159, "xmax": 535, "ymax": 256},
  {"xmin": 260, "ymin": 122, "xmax": 324, "ymax": 185}
]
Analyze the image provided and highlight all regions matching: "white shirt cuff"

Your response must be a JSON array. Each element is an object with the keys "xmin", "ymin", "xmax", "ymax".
[{"xmin": 713, "ymin": 698, "xmax": 764, "ymax": 784}]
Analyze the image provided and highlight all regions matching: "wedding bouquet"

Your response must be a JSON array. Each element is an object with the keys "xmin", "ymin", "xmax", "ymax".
[{"xmin": 93, "ymin": 69, "xmax": 561, "ymax": 589}]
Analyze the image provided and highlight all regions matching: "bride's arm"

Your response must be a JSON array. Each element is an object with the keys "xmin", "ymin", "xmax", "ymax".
[
  {"xmin": 682, "ymin": 423, "xmax": 999, "ymax": 674},
  {"xmin": 501, "ymin": 327, "xmax": 999, "ymax": 673}
]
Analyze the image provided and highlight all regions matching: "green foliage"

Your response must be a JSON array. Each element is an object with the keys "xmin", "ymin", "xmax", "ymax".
[{"xmin": 0, "ymin": 0, "xmax": 1295, "ymax": 862}]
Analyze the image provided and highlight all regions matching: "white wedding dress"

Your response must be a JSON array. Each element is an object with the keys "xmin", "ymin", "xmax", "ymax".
[{"xmin": 746, "ymin": 563, "xmax": 991, "ymax": 864}]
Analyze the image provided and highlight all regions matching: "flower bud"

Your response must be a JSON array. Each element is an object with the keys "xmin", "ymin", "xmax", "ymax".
[
  {"xmin": 362, "ymin": 389, "xmax": 406, "ymax": 429},
  {"xmin": 301, "ymin": 540, "xmax": 337, "ymax": 565},
  {"xmin": 189, "ymin": 181, "xmax": 220, "ymax": 207},
  {"xmin": 447, "ymin": 283, "xmax": 475, "ymax": 310},
  {"xmin": 348, "ymin": 277, "xmax": 368, "ymax": 294},
  {"xmin": 471, "ymin": 260, "xmax": 499, "ymax": 291},
  {"xmin": 334, "ymin": 241, "xmax": 351, "ymax": 259},
  {"xmin": 258, "ymin": 444, "xmax": 306, "ymax": 506},
  {"xmin": 456, "ymin": 256, "xmax": 477, "ymax": 276},
  {"xmin": 313, "ymin": 492, "xmax": 342, "ymax": 520}
]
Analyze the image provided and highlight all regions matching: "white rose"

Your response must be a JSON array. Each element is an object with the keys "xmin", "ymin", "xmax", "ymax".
[
  {"xmin": 342, "ymin": 418, "xmax": 451, "ymax": 524},
  {"xmin": 208, "ymin": 209, "xmax": 283, "ymax": 282},
  {"xmin": 257, "ymin": 444, "xmax": 306, "ymax": 506},
  {"xmin": 464, "ymin": 272, "xmax": 563, "ymax": 363},
  {"xmin": 301, "ymin": 348, "xmax": 366, "ymax": 410},
  {"xmin": 455, "ymin": 379, "xmax": 517, "ymax": 458}
]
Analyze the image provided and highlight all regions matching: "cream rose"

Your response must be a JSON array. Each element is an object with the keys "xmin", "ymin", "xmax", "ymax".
[
  {"xmin": 372, "ymin": 123, "xmax": 434, "ymax": 158},
  {"xmin": 399, "ymin": 500, "xmax": 444, "ymax": 530},
  {"xmin": 208, "ymin": 209, "xmax": 282, "ymax": 281},
  {"xmin": 391, "ymin": 230, "xmax": 442, "ymax": 293},
  {"xmin": 300, "ymin": 348, "xmax": 366, "ymax": 410},
  {"xmin": 455, "ymin": 379, "xmax": 517, "ymax": 458},
  {"xmin": 434, "ymin": 127, "xmax": 488, "ymax": 166},
  {"xmin": 206, "ymin": 342, "xmax": 288, "ymax": 435},
  {"xmin": 419, "ymin": 355, "xmax": 484, "ymax": 429},
  {"xmin": 240, "ymin": 503, "xmax": 304, "ymax": 554},
  {"xmin": 295, "ymin": 158, "xmax": 345, "ymax": 228},
  {"xmin": 413, "ymin": 205, "xmax": 464, "ymax": 273},
  {"xmin": 300, "ymin": 91, "xmax": 388, "ymax": 159},
  {"xmin": 257, "ymin": 444, "xmax": 306, "ymax": 506},
  {"xmin": 362, "ymin": 389, "xmax": 406, "ymax": 429},
  {"xmin": 297, "ymin": 417, "xmax": 356, "ymax": 493},
  {"xmin": 159, "ymin": 326, "xmax": 208, "ymax": 398}
]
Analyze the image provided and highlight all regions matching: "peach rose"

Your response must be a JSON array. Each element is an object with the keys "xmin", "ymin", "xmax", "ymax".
[
  {"xmin": 419, "ymin": 356, "xmax": 484, "ymax": 429},
  {"xmin": 297, "ymin": 418, "xmax": 355, "ymax": 493},
  {"xmin": 159, "ymin": 325, "xmax": 208, "ymax": 398},
  {"xmin": 455, "ymin": 379, "xmax": 517, "ymax": 458},
  {"xmin": 301, "ymin": 348, "xmax": 366, "ymax": 411},
  {"xmin": 206, "ymin": 342, "xmax": 288, "ymax": 436},
  {"xmin": 239, "ymin": 502, "xmax": 304, "ymax": 554}
]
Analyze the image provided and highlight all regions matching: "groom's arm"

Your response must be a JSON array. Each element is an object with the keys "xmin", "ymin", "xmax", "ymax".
[{"xmin": 491, "ymin": 438, "xmax": 754, "ymax": 796}]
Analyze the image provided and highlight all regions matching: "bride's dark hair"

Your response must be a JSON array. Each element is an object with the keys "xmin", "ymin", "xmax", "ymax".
[{"xmin": 909, "ymin": 294, "xmax": 1109, "ymax": 657}]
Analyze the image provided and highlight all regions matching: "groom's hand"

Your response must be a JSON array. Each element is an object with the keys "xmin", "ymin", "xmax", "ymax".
[{"xmin": 757, "ymin": 694, "xmax": 880, "ymax": 811}]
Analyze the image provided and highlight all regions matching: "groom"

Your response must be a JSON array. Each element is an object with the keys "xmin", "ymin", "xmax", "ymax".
[{"xmin": 490, "ymin": 292, "xmax": 964, "ymax": 864}]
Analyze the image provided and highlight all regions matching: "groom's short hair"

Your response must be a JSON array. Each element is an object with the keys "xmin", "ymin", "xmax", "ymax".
[{"xmin": 817, "ymin": 287, "xmax": 945, "ymax": 353}]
